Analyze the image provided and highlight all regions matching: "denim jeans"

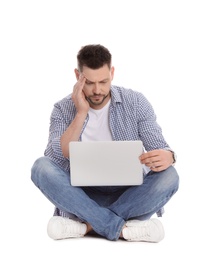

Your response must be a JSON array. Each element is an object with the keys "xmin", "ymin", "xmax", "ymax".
[{"xmin": 31, "ymin": 156, "xmax": 179, "ymax": 241}]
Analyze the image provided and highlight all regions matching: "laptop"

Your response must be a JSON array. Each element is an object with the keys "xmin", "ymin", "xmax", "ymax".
[{"xmin": 69, "ymin": 140, "xmax": 143, "ymax": 186}]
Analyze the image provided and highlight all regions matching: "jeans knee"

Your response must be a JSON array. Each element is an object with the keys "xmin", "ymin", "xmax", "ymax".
[
  {"xmin": 31, "ymin": 156, "xmax": 48, "ymax": 187},
  {"xmin": 164, "ymin": 166, "xmax": 179, "ymax": 194},
  {"xmin": 171, "ymin": 167, "xmax": 179, "ymax": 188},
  {"xmin": 150, "ymin": 166, "xmax": 179, "ymax": 195}
]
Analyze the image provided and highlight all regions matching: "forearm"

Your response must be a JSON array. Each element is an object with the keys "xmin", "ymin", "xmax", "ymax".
[{"xmin": 60, "ymin": 112, "xmax": 87, "ymax": 157}]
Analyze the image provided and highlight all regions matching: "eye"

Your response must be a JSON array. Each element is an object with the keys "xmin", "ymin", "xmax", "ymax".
[
  {"xmin": 100, "ymin": 80, "xmax": 108, "ymax": 84},
  {"xmin": 85, "ymin": 81, "xmax": 93, "ymax": 85}
]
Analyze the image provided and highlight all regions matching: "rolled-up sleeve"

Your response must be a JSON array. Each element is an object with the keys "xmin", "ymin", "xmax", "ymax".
[
  {"xmin": 44, "ymin": 102, "xmax": 71, "ymax": 171},
  {"xmin": 137, "ymin": 93, "xmax": 170, "ymax": 151}
]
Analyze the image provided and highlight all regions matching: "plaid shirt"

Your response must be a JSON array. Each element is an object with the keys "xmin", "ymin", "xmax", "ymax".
[
  {"xmin": 45, "ymin": 85, "xmax": 171, "ymax": 169},
  {"xmin": 45, "ymin": 85, "xmax": 171, "ymax": 218}
]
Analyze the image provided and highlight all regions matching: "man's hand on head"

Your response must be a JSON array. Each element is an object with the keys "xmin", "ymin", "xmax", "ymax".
[{"xmin": 72, "ymin": 74, "xmax": 89, "ymax": 115}]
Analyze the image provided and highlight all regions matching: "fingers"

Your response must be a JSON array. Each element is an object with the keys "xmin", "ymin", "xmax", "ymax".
[
  {"xmin": 139, "ymin": 151, "xmax": 159, "ymax": 165},
  {"xmin": 139, "ymin": 149, "xmax": 167, "ymax": 171},
  {"xmin": 71, "ymin": 74, "xmax": 89, "ymax": 114},
  {"xmin": 145, "ymin": 158, "xmax": 161, "ymax": 170},
  {"xmin": 149, "ymin": 165, "xmax": 166, "ymax": 172},
  {"xmin": 72, "ymin": 74, "xmax": 86, "ymax": 102},
  {"xmin": 73, "ymin": 74, "xmax": 86, "ymax": 94}
]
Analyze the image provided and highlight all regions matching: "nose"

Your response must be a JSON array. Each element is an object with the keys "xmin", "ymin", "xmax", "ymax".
[{"xmin": 93, "ymin": 83, "xmax": 101, "ymax": 94}]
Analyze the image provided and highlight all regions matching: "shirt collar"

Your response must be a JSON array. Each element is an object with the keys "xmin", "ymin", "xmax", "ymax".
[{"xmin": 110, "ymin": 85, "xmax": 122, "ymax": 105}]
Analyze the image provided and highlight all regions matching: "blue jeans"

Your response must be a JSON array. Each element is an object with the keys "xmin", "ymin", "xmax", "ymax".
[{"xmin": 31, "ymin": 156, "xmax": 179, "ymax": 241}]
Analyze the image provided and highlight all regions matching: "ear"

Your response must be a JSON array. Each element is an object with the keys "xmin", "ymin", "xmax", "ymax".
[
  {"xmin": 74, "ymin": 68, "xmax": 80, "ymax": 80},
  {"xmin": 110, "ymin": 66, "xmax": 115, "ymax": 81}
]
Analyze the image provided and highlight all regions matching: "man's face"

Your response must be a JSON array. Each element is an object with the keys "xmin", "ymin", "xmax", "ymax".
[{"xmin": 78, "ymin": 64, "xmax": 114, "ymax": 109}]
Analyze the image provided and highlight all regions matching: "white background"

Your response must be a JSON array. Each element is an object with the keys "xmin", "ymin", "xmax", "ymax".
[{"xmin": 0, "ymin": 0, "xmax": 213, "ymax": 259}]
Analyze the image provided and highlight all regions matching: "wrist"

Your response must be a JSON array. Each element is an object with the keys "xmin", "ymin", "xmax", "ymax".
[
  {"xmin": 170, "ymin": 151, "xmax": 177, "ymax": 166},
  {"xmin": 76, "ymin": 112, "xmax": 88, "ymax": 120},
  {"xmin": 164, "ymin": 148, "xmax": 177, "ymax": 166}
]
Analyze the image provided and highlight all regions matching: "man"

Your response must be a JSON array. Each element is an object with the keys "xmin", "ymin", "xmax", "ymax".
[{"xmin": 31, "ymin": 44, "xmax": 179, "ymax": 242}]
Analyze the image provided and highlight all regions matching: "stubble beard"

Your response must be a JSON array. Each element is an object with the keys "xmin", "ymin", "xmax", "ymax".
[{"xmin": 86, "ymin": 92, "xmax": 110, "ymax": 106}]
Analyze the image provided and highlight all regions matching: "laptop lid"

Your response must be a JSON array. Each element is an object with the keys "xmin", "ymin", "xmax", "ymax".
[{"xmin": 69, "ymin": 140, "xmax": 143, "ymax": 186}]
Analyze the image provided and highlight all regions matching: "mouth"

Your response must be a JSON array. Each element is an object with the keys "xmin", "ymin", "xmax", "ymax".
[{"xmin": 91, "ymin": 95, "xmax": 104, "ymax": 100}]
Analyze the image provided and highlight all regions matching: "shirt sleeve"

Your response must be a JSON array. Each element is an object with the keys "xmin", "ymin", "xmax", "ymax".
[
  {"xmin": 44, "ymin": 102, "xmax": 70, "ymax": 171},
  {"xmin": 137, "ymin": 93, "xmax": 171, "ymax": 152}
]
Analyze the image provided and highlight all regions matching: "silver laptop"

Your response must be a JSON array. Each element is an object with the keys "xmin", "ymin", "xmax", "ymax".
[{"xmin": 69, "ymin": 140, "xmax": 143, "ymax": 186}]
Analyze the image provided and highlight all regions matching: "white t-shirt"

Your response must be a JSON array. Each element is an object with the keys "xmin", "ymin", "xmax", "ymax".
[{"xmin": 82, "ymin": 100, "xmax": 113, "ymax": 141}]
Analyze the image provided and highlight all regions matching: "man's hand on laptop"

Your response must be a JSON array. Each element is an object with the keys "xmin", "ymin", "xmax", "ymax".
[{"xmin": 139, "ymin": 149, "xmax": 174, "ymax": 172}]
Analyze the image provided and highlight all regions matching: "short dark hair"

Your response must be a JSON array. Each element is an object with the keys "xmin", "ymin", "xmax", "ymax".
[{"xmin": 77, "ymin": 44, "xmax": 112, "ymax": 71}]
